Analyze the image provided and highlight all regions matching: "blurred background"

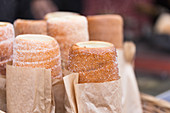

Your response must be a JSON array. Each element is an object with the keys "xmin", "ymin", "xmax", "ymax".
[{"xmin": 0, "ymin": 0, "xmax": 170, "ymax": 100}]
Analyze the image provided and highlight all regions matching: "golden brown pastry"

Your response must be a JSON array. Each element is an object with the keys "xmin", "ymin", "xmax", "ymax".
[
  {"xmin": 14, "ymin": 19, "xmax": 47, "ymax": 36},
  {"xmin": 0, "ymin": 22, "xmax": 14, "ymax": 41},
  {"xmin": 13, "ymin": 47, "xmax": 60, "ymax": 62},
  {"xmin": 0, "ymin": 22, "xmax": 14, "ymax": 75},
  {"xmin": 0, "ymin": 39, "xmax": 13, "ymax": 58},
  {"xmin": 87, "ymin": 14, "xmax": 123, "ymax": 48},
  {"xmin": 13, "ymin": 34, "xmax": 62, "ymax": 78},
  {"xmin": 67, "ymin": 41, "xmax": 119, "ymax": 83},
  {"xmin": 47, "ymin": 15, "xmax": 89, "ymax": 66}
]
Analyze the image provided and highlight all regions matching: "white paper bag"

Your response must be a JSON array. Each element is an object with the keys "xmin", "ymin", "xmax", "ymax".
[{"xmin": 117, "ymin": 42, "xmax": 143, "ymax": 113}]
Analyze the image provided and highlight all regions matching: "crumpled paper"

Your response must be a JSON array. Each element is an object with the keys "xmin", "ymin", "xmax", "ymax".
[
  {"xmin": 6, "ymin": 62, "xmax": 55, "ymax": 113},
  {"xmin": 64, "ymin": 73, "xmax": 122, "ymax": 113},
  {"xmin": 52, "ymin": 78, "xmax": 65, "ymax": 113}
]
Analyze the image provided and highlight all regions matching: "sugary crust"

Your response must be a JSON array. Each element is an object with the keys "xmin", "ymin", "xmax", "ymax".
[
  {"xmin": 44, "ymin": 11, "xmax": 79, "ymax": 20},
  {"xmin": 51, "ymin": 64, "xmax": 62, "ymax": 78},
  {"xmin": 13, "ymin": 58, "xmax": 62, "ymax": 78},
  {"xmin": 13, "ymin": 47, "xmax": 60, "ymax": 62},
  {"xmin": 14, "ymin": 34, "xmax": 59, "ymax": 50},
  {"xmin": 87, "ymin": 14, "xmax": 123, "ymax": 48},
  {"xmin": 79, "ymin": 70, "xmax": 120, "ymax": 83},
  {"xmin": 0, "ymin": 22, "xmax": 15, "ymax": 41},
  {"xmin": 0, "ymin": 22, "xmax": 14, "ymax": 75},
  {"xmin": 13, "ymin": 56, "xmax": 61, "ymax": 69},
  {"xmin": 0, "ymin": 39, "xmax": 13, "ymax": 57},
  {"xmin": 67, "ymin": 41, "xmax": 119, "ymax": 83},
  {"xmin": 68, "ymin": 42, "xmax": 117, "ymax": 72},
  {"xmin": 13, "ymin": 34, "xmax": 62, "ymax": 78},
  {"xmin": 47, "ymin": 15, "xmax": 89, "ymax": 64},
  {"xmin": 14, "ymin": 19, "xmax": 47, "ymax": 36}
]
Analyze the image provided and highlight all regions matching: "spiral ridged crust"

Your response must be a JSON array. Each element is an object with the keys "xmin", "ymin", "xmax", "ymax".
[{"xmin": 13, "ymin": 34, "xmax": 62, "ymax": 78}]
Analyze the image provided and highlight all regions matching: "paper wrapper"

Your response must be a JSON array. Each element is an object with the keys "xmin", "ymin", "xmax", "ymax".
[
  {"xmin": 6, "ymin": 62, "xmax": 55, "ymax": 113},
  {"xmin": 0, "ymin": 75, "xmax": 6, "ymax": 112},
  {"xmin": 52, "ymin": 78, "xmax": 65, "ymax": 113},
  {"xmin": 64, "ymin": 73, "xmax": 122, "ymax": 113},
  {"xmin": 117, "ymin": 47, "xmax": 143, "ymax": 113}
]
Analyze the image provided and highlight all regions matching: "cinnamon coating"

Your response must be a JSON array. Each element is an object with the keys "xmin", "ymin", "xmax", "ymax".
[{"xmin": 67, "ymin": 41, "xmax": 119, "ymax": 83}]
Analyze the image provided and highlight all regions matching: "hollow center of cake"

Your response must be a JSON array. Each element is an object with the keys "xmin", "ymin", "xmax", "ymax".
[
  {"xmin": 49, "ymin": 12, "xmax": 77, "ymax": 17},
  {"xmin": 48, "ymin": 15, "xmax": 79, "ymax": 22},
  {"xmin": 16, "ymin": 34, "xmax": 54, "ymax": 42},
  {"xmin": 76, "ymin": 41, "xmax": 112, "ymax": 48}
]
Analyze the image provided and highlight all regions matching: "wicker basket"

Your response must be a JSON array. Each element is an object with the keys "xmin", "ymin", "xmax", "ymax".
[{"xmin": 141, "ymin": 93, "xmax": 170, "ymax": 113}]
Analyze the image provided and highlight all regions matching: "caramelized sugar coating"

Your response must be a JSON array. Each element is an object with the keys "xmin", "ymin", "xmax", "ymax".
[{"xmin": 68, "ymin": 41, "xmax": 119, "ymax": 83}]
